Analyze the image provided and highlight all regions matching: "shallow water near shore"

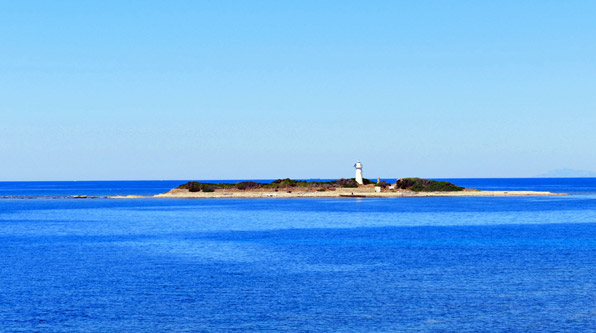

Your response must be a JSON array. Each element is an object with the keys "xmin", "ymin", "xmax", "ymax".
[{"xmin": 2, "ymin": 179, "xmax": 596, "ymax": 331}]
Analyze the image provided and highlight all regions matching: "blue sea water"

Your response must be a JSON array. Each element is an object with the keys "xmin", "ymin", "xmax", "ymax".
[{"xmin": 1, "ymin": 179, "xmax": 596, "ymax": 331}]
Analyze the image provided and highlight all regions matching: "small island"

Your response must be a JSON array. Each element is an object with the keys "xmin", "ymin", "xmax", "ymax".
[
  {"xmin": 110, "ymin": 162, "xmax": 566, "ymax": 199},
  {"xmin": 110, "ymin": 177, "xmax": 565, "ymax": 199}
]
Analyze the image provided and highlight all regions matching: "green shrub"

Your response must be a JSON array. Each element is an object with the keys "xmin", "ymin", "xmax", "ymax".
[
  {"xmin": 395, "ymin": 178, "xmax": 463, "ymax": 192},
  {"xmin": 377, "ymin": 180, "xmax": 389, "ymax": 188},
  {"xmin": 266, "ymin": 178, "xmax": 311, "ymax": 188},
  {"xmin": 236, "ymin": 181, "xmax": 262, "ymax": 190},
  {"xmin": 187, "ymin": 182, "xmax": 202, "ymax": 192},
  {"xmin": 335, "ymin": 178, "xmax": 359, "ymax": 188}
]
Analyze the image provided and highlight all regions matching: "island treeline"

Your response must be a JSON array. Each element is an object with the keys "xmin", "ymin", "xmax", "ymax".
[
  {"xmin": 394, "ymin": 178, "xmax": 464, "ymax": 192},
  {"xmin": 177, "ymin": 177, "xmax": 463, "ymax": 193}
]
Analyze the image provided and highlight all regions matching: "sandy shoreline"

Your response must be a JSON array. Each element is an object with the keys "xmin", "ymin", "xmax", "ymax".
[{"xmin": 109, "ymin": 188, "xmax": 567, "ymax": 199}]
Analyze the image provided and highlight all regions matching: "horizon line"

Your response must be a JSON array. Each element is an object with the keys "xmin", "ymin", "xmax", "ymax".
[{"xmin": 2, "ymin": 176, "xmax": 596, "ymax": 182}]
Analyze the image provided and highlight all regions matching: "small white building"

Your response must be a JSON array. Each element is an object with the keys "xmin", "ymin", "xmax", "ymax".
[{"xmin": 354, "ymin": 161, "xmax": 363, "ymax": 185}]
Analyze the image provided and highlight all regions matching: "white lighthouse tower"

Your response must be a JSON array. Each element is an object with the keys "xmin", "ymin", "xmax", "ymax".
[{"xmin": 354, "ymin": 161, "xmax": 363, "ymax": 185}]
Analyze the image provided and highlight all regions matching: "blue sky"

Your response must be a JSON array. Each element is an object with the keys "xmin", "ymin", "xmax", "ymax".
[{"xmin": 1, "ymin": 1, "xmax": 595, "ymax": 180}]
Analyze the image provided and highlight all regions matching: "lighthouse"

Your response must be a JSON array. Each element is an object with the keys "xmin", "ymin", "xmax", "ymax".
[{"xmin": 354, "ymin": 161, "xmax": 363, "ymax": 185}]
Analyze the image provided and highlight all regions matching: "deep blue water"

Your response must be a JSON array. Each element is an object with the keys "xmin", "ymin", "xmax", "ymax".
[{"xmin": 2, "ymin": 179, "xmax": 596, "ymax": 331}]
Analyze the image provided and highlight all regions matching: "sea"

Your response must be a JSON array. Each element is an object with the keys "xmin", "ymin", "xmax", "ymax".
[{"xmin": 1, "ymin": 178, "xmax": 596, "ymax": 331}]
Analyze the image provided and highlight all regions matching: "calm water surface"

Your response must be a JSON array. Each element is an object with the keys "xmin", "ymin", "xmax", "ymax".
[{"xmin": 1, "ymin": 179, "xmax": 596, "ymax": 331}]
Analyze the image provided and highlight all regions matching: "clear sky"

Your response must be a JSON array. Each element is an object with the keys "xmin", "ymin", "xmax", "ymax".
[{"xmin": 1, "ymin": 1, "xmax": 595, "ymax": 180}]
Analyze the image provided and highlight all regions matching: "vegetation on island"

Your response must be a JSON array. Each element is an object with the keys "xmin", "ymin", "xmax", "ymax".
[
  {"xmin": 394, "ymin": 178, "xmax": 464, "ymax": 192},
  {"xmin": 177, "ymin": 178, "xmax": 367, "ymax": 192},
  {"xmin": 176, "ymin": 177, "xmax": 464, "ymax": 192}
]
